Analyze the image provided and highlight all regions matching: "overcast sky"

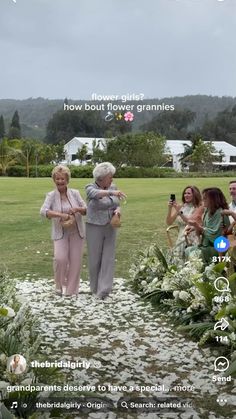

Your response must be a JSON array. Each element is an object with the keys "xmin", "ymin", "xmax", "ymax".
[{"xmin": 0, "ymin": 0, "xmax": 235, "ymax": 100}]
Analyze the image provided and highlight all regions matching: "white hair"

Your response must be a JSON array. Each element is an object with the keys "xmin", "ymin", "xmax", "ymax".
[{"xmin": 93, "ymin": 162, "xmax": 116, "ymax": 181}]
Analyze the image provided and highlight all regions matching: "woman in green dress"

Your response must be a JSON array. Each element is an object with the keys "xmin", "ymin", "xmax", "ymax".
[{"xmin": 187, "ymin": 188, "xmax": 230, "ymax": 263}]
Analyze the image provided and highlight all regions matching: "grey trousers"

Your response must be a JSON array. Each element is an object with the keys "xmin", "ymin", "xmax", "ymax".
[{"xmin": 86, "ymin": 223, "xmax": 117, "ymax": 297}]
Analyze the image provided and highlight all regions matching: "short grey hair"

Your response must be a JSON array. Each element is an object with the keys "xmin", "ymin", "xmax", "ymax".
[{"xmin": 93, "ymin": 162, "xmax": 116, "ymax": 181}]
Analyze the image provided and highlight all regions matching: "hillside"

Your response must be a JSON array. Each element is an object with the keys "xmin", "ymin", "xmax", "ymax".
[{"xmin": 0, "ymin": 95, "xmax": 236, "ymax": 140}]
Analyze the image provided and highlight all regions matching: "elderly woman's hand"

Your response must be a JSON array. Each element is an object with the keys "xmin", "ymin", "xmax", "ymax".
[
  {"xmin": 69, "ymin": 207, "xmax": 87, "ymax": 216},
  {"xmin": 112, "ymin": 190, "xmax": 127, "ymax": 200},
  {"xmin": 114, "ymin": 208, "xmax": 121, "ymax": 216},
  {"xmin": 61, "ymin": 213, "xmax": 71, "ymax": 221}
]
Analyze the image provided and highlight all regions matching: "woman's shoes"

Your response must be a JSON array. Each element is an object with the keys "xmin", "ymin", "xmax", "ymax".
[{"xmin": 55, "ymin": 287, "xmax": 78, "ymax": 299}]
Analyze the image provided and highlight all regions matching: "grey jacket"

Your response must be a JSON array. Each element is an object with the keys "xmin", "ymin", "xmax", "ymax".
[
  {"xmin": 40, "ymin": 188, "xmax": 86, "ymax": 240},
  {"xmin": 85, "ymin": 183, "xmax": 120, "ymax": 225}
]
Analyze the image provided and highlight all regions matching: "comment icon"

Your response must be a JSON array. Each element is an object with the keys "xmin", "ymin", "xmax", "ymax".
[{"xmin": 214, "ymin": 277, "xmax": 230, "ymax": 292}]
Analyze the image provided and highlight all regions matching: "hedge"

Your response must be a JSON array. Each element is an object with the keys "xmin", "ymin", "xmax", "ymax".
[{"xmin": 2, "ymin": 164, "xmax": 236, "ymax": 178}]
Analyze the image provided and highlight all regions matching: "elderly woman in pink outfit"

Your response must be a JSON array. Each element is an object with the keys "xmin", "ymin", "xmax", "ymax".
[{"xmin": 40, "ymin": 165, "xmax": 86, "ymax": 297}]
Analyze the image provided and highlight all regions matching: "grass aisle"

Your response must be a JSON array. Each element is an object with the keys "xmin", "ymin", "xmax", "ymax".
[{"xmin": 16, "ymin": 277, "xmax": 235, "ymax": 419}]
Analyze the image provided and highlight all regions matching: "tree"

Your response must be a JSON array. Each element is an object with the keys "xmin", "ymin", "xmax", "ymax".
[
  {"xmin": 91, "ymin": 139, "xmax": 106, "ymax": 164},
  {"xmin": 0, "ymin": 138, "xmax": 19, "ymax": 175},
  {"xmin": 0, "ymin": 115, "xmax": 5, "ymax": 139},
  {"xmin": 8, "ymin": 110, "xmax": 21, "ymax": 139},
  {"xmin": 180, "ymin": 134, "xmax": 202, "ymax": 165},
  {"xmin": 201, "ymin": 106, "xmax": 236, "ymax": 145},
  {"xmin": 46, "ymin": 110, "xmax": 106, "ymax": 144},
  {"xmin": 190, "ymin": 139, "xmax": 217, "ymax": 172},
  {"xmin": 77, "ymin": 144, "xmax": 88, "ymax": 164},
  {"xmin": 141, "ymin": 109, "xmax": 196, "ymax": 140},
  {"xmin": 105, "ymin": 132, "xmax": 166, "ymax": 168},
  {"xmin": 10, "ymin": 138, "xmax": 39, "ymax": 177},
  {"xmin": 104, "ymin": 116, "xmax": 132, "ymax": 137}
]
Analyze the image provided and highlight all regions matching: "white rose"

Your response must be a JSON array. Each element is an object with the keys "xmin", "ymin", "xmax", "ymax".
[
  {"xmin": 179, "ymin": 291, "xmax": 190, "ymax": 301},
  {"xmin": 173, "ymin": 291, "xmax": 180, "ymax": 299}
]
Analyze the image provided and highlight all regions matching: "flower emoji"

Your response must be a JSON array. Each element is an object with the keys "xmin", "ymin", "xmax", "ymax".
[{"xmin": 124, "ymin": 111, "xmax": 134, "ymax": 122}]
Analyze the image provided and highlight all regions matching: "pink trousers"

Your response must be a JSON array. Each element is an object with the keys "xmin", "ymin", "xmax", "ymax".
[{"xmin": 53, "ymin": 232, "xmax": 84, "ymax": 295}]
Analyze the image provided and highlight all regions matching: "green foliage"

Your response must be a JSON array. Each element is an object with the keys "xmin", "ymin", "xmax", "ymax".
[
  {"xmin": 8, "ymin": 110, "xmax": 21, "ymax": 139},
  {"xmin": 225, "ymin": 354, "xmax": 236, "ymax": 377},
  {"xmin": 69, "ymin": 165, "xmax": 93, "ymax": 178},
  {"xmin": 153, "ymin": 244, "xmax": 169, "ymax": 271},
  {"xmin": 0, "ymin": 138, "xmax": 19, "ymax": 175},
  {"xmin": 228, "ymin": 272, "xmax": 236, "ymax": 296},
  {"xmin": 104, "ymin": 115, "xmax": 132, "ymax": 137},
  {"xmin": 46, "ymin": 109, "xmax": 106, "ymax": 144},
  {"xmin": 213, "ymin": 261, "xmax": 227, "ymax": 273},
  {"xmin": 0, "ymin": 307, "xmax": 8, "ymax": 316},
  {"xmin": 190, "ymin": 139, "xmax": 217, "ymax": 172},
  {"xmin": 141, "ymin": 109, "xmax": 196, "ymax": 139},
  {"xmin": 5, "ymin": 391, "xmax": 39, "ymax": 418},
  {"xmin": 106, "ymin": 132, "xmax": 166, "ymax": 168},
  {"xmin": 193, "ymin": 280, "xmax": 216, "ymax": 308},
  {"xmin": 115, "ymin": 167, "xmax": 175, "ymax": 178},
  {"xmin": 0, "ymin": 114, "xmax": 5, "ymax": 138},
  {"xmin": 0, "ymin": 331, "xmax": 22, "ymax": 356},
  {"xmin": 178, "ymin": 322, "xmax": 214, "ymax": 339},
  {"xmin": 201, "ymin": 105, "xmax": 236, "ymax": 145},
  {"xmin": 1, "ymin": 96, "xmax": 236, "ymax": 141},
  {"xmin": 77, "ymin": 143, "xmax": 88, "ymax": 163}
]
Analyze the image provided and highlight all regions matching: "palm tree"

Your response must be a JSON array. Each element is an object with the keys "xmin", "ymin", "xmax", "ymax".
[
  {"xmin": 0, "ymin": 138, "xmax": 19, "ymax": 175},
  {"xmin": 180, "ymin": 135, "xmax": 201, "ymax": 163}
]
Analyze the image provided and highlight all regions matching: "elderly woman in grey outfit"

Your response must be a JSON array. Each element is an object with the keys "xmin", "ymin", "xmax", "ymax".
[{"xmin": 86, "ymin": 162, "xmax": 126, "ymax": 299}]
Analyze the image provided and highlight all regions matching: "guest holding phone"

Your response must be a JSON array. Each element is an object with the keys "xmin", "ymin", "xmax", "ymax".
[
  {"xmin": 166, "ymin": 186, "xmax": 203, "ymax": 259},
  {"xmin": 187, "ymin": 187, "xmax": 230, "ymax": 263}
]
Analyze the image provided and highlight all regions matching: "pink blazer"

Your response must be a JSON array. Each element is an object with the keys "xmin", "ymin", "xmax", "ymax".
[{"xmin": 40, "ymin": 188, "xmax": 86, "ymax": 240}]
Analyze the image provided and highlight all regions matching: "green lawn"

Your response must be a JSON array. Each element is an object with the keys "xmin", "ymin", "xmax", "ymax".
[{"xmin": 0, "ymin": 177, "xmax": 232, "ymax": 279}]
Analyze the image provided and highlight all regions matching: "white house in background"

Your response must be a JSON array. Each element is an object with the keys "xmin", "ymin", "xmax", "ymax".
[
  {"xmin": 165, "ymin": 140, "xmax": 236, "ymax": 172},
  {"xmin": 64, "ymin": 137, "xmax": 106, "ymax": 165}
]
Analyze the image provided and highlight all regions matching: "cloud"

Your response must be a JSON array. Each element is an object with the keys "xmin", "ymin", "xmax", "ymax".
[{"xmin": 0, "ymin": 0, "xmax": 236, "ymax": 98}]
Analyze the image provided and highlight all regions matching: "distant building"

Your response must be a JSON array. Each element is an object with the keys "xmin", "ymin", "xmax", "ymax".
[
  {"xmin": 165, "ymin": 140, "xmax": 236, "ymax": 172},
  {"xmin": 64, "ymin": 137, "xmax": 236, "ymax": 171},
  {"xmin": 64, "ymin": 137, "xmax": 106, "ymax": 165}
]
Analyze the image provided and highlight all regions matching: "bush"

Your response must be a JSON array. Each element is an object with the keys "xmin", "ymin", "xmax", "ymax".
[
  {"xmin": 69, "ymin": 165, "xmax": 93, "ymax": 178},
  {"xmin": 115, "ymin": 167, "xmax": 176, "ymax": 178},
  {"xmin": 7, "ymin": 165, "xmax": 54, "ymax": 177},
  {"xmin": 4, "ymin": 164, "xmax": 236, "ymax": 178}
]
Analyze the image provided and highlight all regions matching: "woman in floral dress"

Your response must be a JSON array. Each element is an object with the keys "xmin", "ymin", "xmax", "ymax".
[{"xmin": 166, "ymin": 186, "xmax": 203, "ymax": 260}]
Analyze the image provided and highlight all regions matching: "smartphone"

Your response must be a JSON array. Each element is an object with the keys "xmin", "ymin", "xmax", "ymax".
[{"xmin": 170, "ymin": 194, "xmax": 176, "ymax": 202}]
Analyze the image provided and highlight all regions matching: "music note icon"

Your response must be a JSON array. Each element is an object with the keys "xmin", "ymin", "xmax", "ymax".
[{"xmin": 10, "ymin": 401, "xmax": 18, "ymax": 409}]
